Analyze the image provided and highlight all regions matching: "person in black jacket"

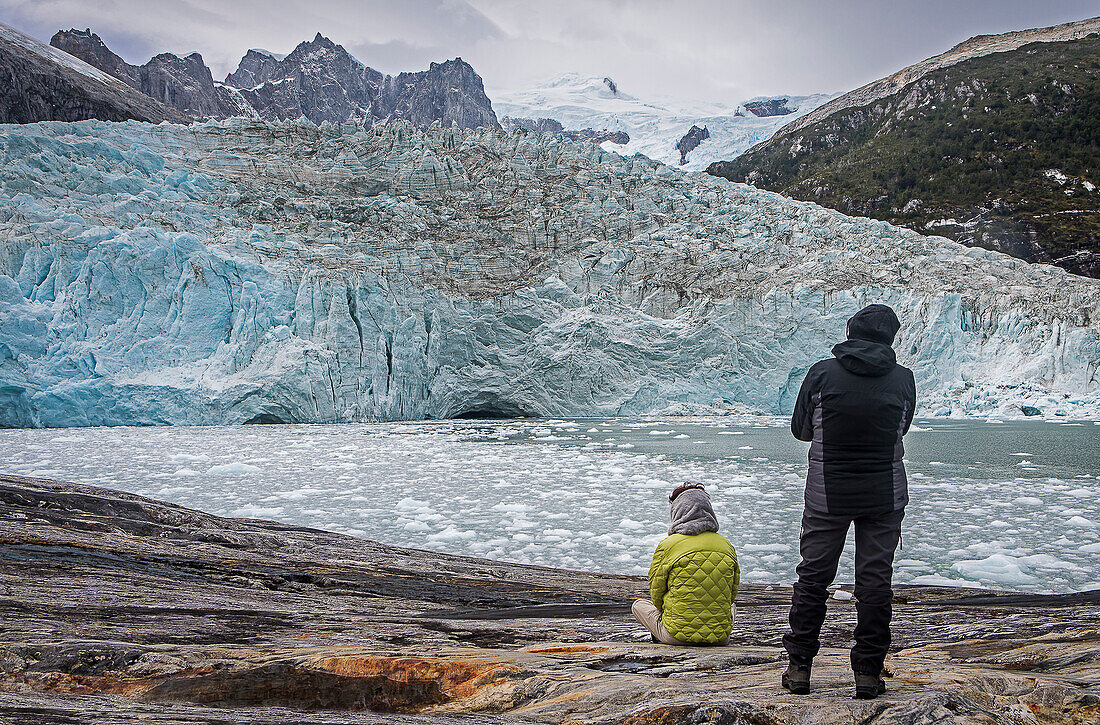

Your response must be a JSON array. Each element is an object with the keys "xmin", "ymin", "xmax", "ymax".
[{"xmin": 781, "ymin": 304, "xmax": 915, "ymax": 700}]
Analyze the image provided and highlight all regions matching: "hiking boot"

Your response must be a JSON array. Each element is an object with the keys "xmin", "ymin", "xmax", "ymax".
[
  {"xmin": 854, "ymin": 671, "xmax": 886, "ymax": 699},
  {"xmin": 781, "ymin": 662, "xmax": 811, "ymax": 694}
]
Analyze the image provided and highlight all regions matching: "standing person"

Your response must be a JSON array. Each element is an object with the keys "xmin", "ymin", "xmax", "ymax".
[
  {"xmin": 782, "ymin": 304, "xmax": 915, "ymax": 700},
  {"xmin": 632, "ymin": 483, "xmax": 739, "ymax": 646}
]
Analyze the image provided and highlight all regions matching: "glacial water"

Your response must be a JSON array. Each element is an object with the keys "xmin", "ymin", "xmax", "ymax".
[{"xmin": 2, "ymin": 417, "xmax": 1098, "ymax": 593}]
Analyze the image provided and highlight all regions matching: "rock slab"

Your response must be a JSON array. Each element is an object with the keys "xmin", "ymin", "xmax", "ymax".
[{"xmin": 0, "ymin": 473, "xmax": 1097, "ymax": 723}]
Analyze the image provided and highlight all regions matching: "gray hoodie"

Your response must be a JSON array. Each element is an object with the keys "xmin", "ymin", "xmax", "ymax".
[{"xmin": 669, "ymin": 488, "xmax": 719, "ymax": 536}]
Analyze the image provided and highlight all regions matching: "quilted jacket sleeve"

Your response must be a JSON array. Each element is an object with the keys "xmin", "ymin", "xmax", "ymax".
[
  {"xmin": 648, "ymin": 538, "xmax": 670, "ymax": 611},
  {"xmin": 730, "ymin": 546, "xmax": 741, "ymax": 601}
]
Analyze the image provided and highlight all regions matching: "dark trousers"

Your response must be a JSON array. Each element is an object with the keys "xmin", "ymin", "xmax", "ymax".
[{"xmin": 783, "ymin": 506, "xmax": 904, "ymax": 674}]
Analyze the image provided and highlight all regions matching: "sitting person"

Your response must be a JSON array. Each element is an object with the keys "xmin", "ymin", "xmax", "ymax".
[{"xmin": 632, "ymin": 483, "xmax": 739, "ymax": 645}]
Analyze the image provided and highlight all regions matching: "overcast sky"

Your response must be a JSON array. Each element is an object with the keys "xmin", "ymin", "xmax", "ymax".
[{"xmin": 3, "ymin": 0, "xmax": 1099, "ymax": 104}]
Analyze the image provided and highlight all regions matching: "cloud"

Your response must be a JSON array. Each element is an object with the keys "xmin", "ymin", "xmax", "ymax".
[{"xmin": 1, "ymin": 0, "xmax": 1097, "ymax": 102}]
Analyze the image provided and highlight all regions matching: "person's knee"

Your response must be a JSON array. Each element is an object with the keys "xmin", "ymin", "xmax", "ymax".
[
  {"xmin": 793, "ymin": 580, "xmax": 831, "ymax": 599},
  {"xmin": 853, "ymin": 586, "xmax": 892, "ymax": 607}
]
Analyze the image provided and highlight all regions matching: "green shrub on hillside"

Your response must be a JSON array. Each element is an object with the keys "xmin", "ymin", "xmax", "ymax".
[{"xmin": 709, "ymin": 36, "xmax": 1100, "ymax": 277}]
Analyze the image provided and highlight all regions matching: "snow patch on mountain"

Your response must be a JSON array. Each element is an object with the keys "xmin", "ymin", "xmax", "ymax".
[
  {"xmin": 248, "ymin": 48, "xmax": 287, "ymax": 61},
  {"xmin": 492, "ymin": 74, "xmax": 837, "ymax": 170}
]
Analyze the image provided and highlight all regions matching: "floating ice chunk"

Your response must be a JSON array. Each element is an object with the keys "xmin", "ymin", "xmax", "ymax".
[
  {"xmin": 1079, "ymin": 543, "xmax": 1100, "ymax": 554},
  {"xmin": 832, "ymin": 590, "xmax": 853, "ymax": 601},
  {"xmin": 428, "ymin": 526, "xmax": 477, "ymax": 542},
  {"xmin": 953, "ymin": 554, "xmax": 1038, "ymax": 585},
  {"xmin": 492, "ymin": 502, "xmax": 533, "ymax": 513},
  {"xmin": 231, "ymin": 505, "xmax": 284, "ymax": 518},
  {"xmin": 1013, "ymin": 497, "xmax": 1043, "ymax": 506},
  {"xmin": 206, "ymin": 463, "xmax": 262, "ymax": 475},
  {"xmin": 1066, "ymin": 516, "xmax": 1096, "ymax": 528},
  {"xmin": 910, "ymin": 574, "xmax": 981, "ymax": 587},
  {"xmin": 170, "ymin": 467, "xmax": 200, "ymax": 476},
  {"xmin": 170, "ymin": 453, "xmax": 211, "ymax": 462},
  {"xmin": 742, "ymin": 543, "xmax": 790, "ymax": 552}
]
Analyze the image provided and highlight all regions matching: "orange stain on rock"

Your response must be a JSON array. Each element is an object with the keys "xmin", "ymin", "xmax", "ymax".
[{"xmin": 314, "ymin": 654, "xmax": 523, "ymax": 699}]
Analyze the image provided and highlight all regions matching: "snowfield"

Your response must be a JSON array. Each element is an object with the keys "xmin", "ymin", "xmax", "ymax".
[
  {"xmin": 1, "ymin": 117, "xmax": 1099, "ymax": 427},
  {"xmin": 492, "ymin": 73, "xmax": 837, "ymax": 170}
]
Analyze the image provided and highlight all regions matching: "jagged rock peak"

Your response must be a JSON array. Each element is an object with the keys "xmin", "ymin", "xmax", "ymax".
[
  {"xmin": 51, "ymin": 28, "xmax": 238, "ymax": 118},
  {"xmin": 1, "ymin": 22, "xmax": 187, "ymax": 124},
  {"xmin": 742, "ymin": 98, "xmax": 794, "ymax": 117},
  {"xmin": 676, "ymin": 124, "xmax": 711, "ymax": 165},
  {"xmin": 51, "ymin": 27, "xmax": 499, "ymax": 129}
]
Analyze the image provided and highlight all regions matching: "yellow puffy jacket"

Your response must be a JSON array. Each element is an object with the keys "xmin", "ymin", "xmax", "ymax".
[{"xmin": 648, "ymin": 531, "xmax": 739, "ymax": 644}]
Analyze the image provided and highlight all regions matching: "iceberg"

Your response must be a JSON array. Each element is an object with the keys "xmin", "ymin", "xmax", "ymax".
[{"xmin": 1, "ymin": 118, "xmax": 1098, "ymax": 427}]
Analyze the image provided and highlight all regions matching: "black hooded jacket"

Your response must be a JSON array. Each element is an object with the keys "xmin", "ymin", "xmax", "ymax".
[{"xmin": 791, "ymin": 305, "xmax": 916, "ymax": 516}]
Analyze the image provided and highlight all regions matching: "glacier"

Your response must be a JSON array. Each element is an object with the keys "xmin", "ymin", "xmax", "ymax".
[{"xmin": 0, "ymin": 117, "xmax": 1099, "ymax": 427}]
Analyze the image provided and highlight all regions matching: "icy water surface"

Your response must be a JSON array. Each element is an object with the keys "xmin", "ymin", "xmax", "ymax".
[{"xmin": 2, "ymin": 417, "xmax": 1098, "ymax": 593}]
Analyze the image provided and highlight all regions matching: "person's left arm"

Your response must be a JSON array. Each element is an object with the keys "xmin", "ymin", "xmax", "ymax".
[
  {"xmin": 790, "ymin": 365, "xmax": 819, "ymax": 442},
  {"xmin": 649, "ymin": 539, "xmax": 670, "ymax": 611}
]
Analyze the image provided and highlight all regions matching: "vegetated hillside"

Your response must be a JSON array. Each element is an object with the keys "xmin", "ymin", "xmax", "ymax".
[{"xmin": 709, "ymin": 35, "xmax": 1100, "ymax": 278}]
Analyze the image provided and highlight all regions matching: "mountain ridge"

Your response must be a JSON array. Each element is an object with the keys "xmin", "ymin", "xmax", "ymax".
[
  {"xmin": 709, "ymin": 24, "xmax": 1100, "ymax": 277},
  {"xmin": 765, "ymin": 15, "xmax": 1100, "ymax": 144},
  {"xmin": 0, "ymin": 21, "xmax": 188, "ymax": 124},
  {"xmin": 50, "ymin": 28, "xmax": 499, "ymax": 129}
]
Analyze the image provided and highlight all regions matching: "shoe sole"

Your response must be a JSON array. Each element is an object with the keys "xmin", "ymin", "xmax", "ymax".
[{"xmin": 782, "ymin": 679, "xmax": 810, "ymax": 695}]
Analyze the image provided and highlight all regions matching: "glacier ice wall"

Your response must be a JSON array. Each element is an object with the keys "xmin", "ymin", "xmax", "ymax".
[{"xmin": 1, "ymin": 118, "xmax": 1098, "ymax": 427}]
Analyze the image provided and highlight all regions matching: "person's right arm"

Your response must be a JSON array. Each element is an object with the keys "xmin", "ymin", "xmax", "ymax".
[{"xmin": 790, "ymin": 365, "xmax": 818, "ymax": 442}]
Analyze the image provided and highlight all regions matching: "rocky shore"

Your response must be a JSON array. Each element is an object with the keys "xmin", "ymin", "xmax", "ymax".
[{"xmin": 0, "ymin": 472, "xmax": 1097, "ymax": 723}]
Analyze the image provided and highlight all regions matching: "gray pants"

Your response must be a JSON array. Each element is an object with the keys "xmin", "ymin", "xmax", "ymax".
[
  {"xmin": 783, "ymin": 507, "xmax": 904, "ymax": 674},
  {"xmin": 632, "ymin": 599, "xmax": 735, "ymax": 646}
]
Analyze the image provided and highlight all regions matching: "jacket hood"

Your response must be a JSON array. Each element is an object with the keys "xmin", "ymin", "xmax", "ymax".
[
  {"xmin": 669, "ymin": 488, "xmax": 719, "ymax": 536},
  {"xmin": 832, "ymin": 338, "xmax": 897, "ymax": 376},
  {"xmin": 846, "ymin": 304, "xmax": 901, "ymax": 345}
]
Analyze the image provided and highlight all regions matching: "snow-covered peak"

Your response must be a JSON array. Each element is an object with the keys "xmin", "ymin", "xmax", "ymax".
[
  {"xmin": 493, "ymin": 74, "xmax": 838, "ymax": 170},
  {"xmin": 539, "ymin": 73, "xmax": 634, "ymax": 100}
]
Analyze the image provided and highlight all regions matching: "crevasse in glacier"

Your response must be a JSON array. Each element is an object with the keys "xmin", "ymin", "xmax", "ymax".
[{"xmin": 0, "ymin": 118, "xmax": 1098, "ymax": 427}]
